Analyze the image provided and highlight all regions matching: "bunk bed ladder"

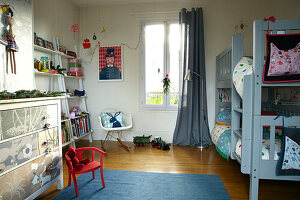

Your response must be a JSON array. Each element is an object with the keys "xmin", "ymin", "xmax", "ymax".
[
  {"xmin": 231, "ymin": 34, "xmax": 253, "ymax": 175},
  {"xmin": 241, "ymin": 74, "xmax": 254, "ymax": 175},
  {"xmin": 231, "ymin": 34, "xmax": 242, "ymax": 161}
]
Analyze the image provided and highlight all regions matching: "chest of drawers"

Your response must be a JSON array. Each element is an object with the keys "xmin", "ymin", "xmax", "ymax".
[{"xmin": 0, "ymin": 97, "xmax": 63, "ymax": 200}]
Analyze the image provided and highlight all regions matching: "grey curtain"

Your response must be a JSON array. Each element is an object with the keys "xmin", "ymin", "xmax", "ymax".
[{"xmin": 173, "ymin": 8, "xmax": 212, "ymax": 147}]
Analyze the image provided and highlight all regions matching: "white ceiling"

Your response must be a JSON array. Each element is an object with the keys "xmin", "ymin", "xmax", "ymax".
[{"xmin": 68, "ymin": 0, "xmax": 197, "ymax": 7}]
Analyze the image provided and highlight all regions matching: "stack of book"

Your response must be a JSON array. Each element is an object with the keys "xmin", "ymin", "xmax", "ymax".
[
  {"xmin": 61, "ymin": 124, "xmax": 70, "ymax": 144},
  {"xmin": 71, "ymin": 114, "xmax": 91, "ymax": 138}
]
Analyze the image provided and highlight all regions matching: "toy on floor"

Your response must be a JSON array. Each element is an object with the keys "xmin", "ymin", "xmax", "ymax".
[
  {"xmin": 151, "ymin": 137, "xmax": 170, "ymax": 150},
  {"xmin": 133, "ymin": 135, "xmax": 152, "ymax": 147},
  {"xmin": 67, "ymin": 147, "xmax": 90, "ymax": 170}
]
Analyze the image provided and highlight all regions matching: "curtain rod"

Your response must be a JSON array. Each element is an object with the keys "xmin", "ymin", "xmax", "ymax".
[{"xmin": 128, "ymin": 11, "xmax": 179, "ymax": 15}]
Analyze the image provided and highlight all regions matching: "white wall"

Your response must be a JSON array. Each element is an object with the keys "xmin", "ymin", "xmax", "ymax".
[
  {"xmin": 0, "ymin": 0, "xmax": 33, "ymax": 92},
  {"xmin": 79, "ymin": 0, "xmax": 300, "ymax": 143},
  {"xmin": 34, "ymin": 0, "xmax": 80, "ymax": 50}
]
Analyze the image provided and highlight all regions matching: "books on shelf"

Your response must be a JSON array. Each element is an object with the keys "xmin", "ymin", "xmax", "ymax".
[
  {"xmin": 61, "ymin": 123, "xmax": 70, "ymax": 144},
  {"xmin": 71, "ymin": 114, "xmax": 91, "ymax": 138}
]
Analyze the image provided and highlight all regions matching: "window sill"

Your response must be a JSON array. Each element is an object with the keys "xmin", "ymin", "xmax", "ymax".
[{"xmin": 139, "ymin": 105, "xmax": 178, "ymax": 112}]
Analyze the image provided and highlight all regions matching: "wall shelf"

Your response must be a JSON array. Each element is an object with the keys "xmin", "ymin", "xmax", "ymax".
[
  {"xmin": 34, "ymin": 71, "xmax": 60, "ymax": 76},
  {"xmin": 34, "ymin": 36, "xmax": 92, "ymax": 149},
  {"xmin": 34, "ymin": 45, "xmax": 57, "ymax": 54},
  {"xmin": 34, "ymin": 44, "xmax": 76, "ymax": 59},
  {"xmin": 73, "ymin": 130, "xmax": 93, "ymax": 140}
]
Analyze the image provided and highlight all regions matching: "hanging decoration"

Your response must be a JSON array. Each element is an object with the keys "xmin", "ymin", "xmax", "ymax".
[
  {"xmin": 93, "ymin": 33, "xmax": 97, "ymax": 40},
  {"xmin": 234, "ymin": 20, "xmax": 248, "ymax": 34},
  {"xmin": 101, "ymin": 27, "xmax": 106, "ymax": 33},
  {"xmin": 162, "ymin": 73, "xmax": 171, "ymax": 94},
  {"xmin": 82, "ymin": 38, "xmax": 91, "ymax": 49},
  {"xmin": 263, "ymin": 16, "xmax": 276, "ymax": 34},
  {"xmin": 71, "ymin": 24, "xmax": 80, "ymax": 40},
  {"xmin": 96, "ymin": 28, "xmax": 106, "ymax": 49}
]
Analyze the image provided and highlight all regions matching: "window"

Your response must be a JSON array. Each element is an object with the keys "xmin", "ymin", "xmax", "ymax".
[{"xmin": 140, "ymin": 21, "xmax": 180, "ymax": 109}]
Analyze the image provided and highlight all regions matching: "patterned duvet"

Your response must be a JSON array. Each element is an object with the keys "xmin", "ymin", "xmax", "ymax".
[{"xmin": 211, "ymin": 124, "xmax": 282, "ymax": 160}]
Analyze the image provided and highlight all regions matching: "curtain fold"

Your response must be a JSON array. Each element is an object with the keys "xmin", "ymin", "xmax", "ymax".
[{"xmin": 173, "ymin": 8, "xmax": 212, "ymax": 147}]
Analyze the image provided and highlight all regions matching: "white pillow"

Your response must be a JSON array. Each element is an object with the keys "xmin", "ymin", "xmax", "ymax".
[{"xmin": 233, "ymin": 57, "xmax": 253, "ymax": 99}]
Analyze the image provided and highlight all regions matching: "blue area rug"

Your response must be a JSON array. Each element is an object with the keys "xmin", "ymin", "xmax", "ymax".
[{"xmin": 54, "ymin": 169, "xmax": 230, "ymax": 200}]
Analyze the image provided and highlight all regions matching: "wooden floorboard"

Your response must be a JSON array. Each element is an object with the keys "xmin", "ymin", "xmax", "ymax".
[{"xmin": 36, "ymin": 140, "xmax": 300, "ymax": 200}]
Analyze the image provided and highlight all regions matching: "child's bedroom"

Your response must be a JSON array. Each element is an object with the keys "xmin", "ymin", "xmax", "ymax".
[{"xmin": 0, "ymin": 0, "xmax": 300, "ymax": 199}]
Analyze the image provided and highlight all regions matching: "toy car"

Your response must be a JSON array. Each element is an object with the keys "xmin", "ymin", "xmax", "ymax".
[
  {"xmin": 151, "ymin": 137, "xmax": 170, "ymax": 150},
  {"xmin": 133, "ymin": 135, "xmax": 152, "ymax": 147}
]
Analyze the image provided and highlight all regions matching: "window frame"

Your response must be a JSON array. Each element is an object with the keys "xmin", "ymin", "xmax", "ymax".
[{"xmin": 140, "ymin": 19, "xmax": 180, "ymax": 111}]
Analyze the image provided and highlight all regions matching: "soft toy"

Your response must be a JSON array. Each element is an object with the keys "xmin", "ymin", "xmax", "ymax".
[{"xmin": 67, "ymin": 147, "xmax": 90, "ymax": 170}]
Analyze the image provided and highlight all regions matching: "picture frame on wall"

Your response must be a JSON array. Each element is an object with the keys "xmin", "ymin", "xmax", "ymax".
[{"xmin": 98, "ymin": 45, "xmax": 123, "ymax": 81}]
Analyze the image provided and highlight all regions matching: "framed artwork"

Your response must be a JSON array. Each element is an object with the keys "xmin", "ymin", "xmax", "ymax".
[
  {"xmin": 45, "ymin": 41, "xmax": 54, "ymax": 50},
  {"xmin": 36, "ymin": 37, "xmax": 46, "ymax": 48},
  {"xmin": 98, "ymin": 45, "xmax": 123, "ymax": 81}
]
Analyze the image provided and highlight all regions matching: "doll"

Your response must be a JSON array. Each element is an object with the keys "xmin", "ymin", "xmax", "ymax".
[{"xmin": 5, "ymin": 7, "xmax": 18, "ymax": 74}]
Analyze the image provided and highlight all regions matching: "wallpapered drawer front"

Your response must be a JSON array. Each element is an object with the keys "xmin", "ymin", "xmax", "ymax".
[
  {"xmin": 0, "ymin": 150, "xmax": 61, "ymax": 200},
  {"xmin": 0, "ymin": 127, "xmax": 58, "ymax": 174},
  {"xmin": 0, "ymin": 104, "xmax": 58, "ymax": 141}
]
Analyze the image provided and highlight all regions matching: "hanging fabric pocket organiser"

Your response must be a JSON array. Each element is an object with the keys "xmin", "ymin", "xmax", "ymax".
[
  {"xmin": 275, "ymin": 114, "xmax": 300, "ymax": 176},
  {"xmin": 263, "ymin": 33, "xmax": 300, "ymax": 83}
]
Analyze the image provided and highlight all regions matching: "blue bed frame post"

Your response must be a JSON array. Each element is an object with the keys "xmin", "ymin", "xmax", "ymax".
[
  {"xmin": 250, "ymin": 19, "xmax": 264, "ymax": 200},
  {"xmin": 230, "ymin": 34, "xmax": 243, "ymax": 160}
]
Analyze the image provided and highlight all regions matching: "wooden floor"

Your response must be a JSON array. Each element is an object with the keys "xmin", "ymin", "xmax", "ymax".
[{"xmin": 36, "ymin": 140, "xmax": 300, "ymax": 200}]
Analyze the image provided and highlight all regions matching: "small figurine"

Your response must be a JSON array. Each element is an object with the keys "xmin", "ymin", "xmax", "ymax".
[{"xmin": 72, "ymin": 106, "xmax": 81, "ymax": 116}]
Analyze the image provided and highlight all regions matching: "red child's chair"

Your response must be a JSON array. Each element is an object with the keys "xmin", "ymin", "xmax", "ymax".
[{"xmin": 65, "ymin": 147, "xmax": 106, "ymax": 196}]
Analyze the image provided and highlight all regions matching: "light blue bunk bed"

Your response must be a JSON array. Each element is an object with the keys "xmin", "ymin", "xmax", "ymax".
[{"xmin": 229, "ymin": 19, "xmax": 300, "ymax": 200}]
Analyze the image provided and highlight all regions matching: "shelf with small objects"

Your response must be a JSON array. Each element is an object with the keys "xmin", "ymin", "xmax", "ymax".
[{"xmin": 34, "ymin": 34, "xmax": 92, "ymax": 148}]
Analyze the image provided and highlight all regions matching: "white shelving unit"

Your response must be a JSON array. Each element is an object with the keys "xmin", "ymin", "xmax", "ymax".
[{"xmin": 34, "ymin": 36, "xmax": 92, "ymax": 148}]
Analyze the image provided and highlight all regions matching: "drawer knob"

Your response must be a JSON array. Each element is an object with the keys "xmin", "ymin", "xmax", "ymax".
[
  {"xmin": 46, "ymin": 163, "xmax": 54, "ymax": 174},
  {"xmin": 44, "ymin": 123, "xmax": 50, "ymax": 129},
  {"xmin": 0, "ymin": 168, "xmax": 3, "ymax": 173},
  {"xmin": 41, "ymin": 116, "xmax": 48, "ymax": 121}
]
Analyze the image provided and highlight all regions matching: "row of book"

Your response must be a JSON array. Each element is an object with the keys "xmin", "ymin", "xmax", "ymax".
[
  {"xmin": 71, "ymin": 114, "xmax": 91, "ymax": 138},
  {"xmin": 61, "ymin": 123, "xmax": 71, "ymax": 144}
]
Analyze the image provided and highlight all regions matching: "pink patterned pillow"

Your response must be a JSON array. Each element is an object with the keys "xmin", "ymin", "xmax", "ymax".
[{"xmin": 267, "ymin": 43, "xmax": 300, "ymax": 76}]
